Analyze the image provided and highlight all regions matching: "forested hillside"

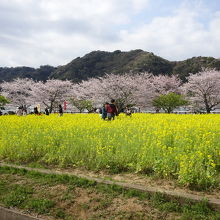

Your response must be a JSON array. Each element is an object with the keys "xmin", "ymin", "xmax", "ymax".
[{"xmin": 1, "ymin": 50, "xmax": 220, "ymax": 82}]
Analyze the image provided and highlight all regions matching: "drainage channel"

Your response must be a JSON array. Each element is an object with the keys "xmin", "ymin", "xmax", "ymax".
[{"xmin": 1, "ymin": 162, "xmax": 220, "ymax": 211}]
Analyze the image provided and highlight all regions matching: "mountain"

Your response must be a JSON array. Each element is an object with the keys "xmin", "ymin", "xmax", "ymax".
[
  {"xmin": 0, "ymin": 50, "xmax": 220, "ymax": 82},
  {"xmin": 50, "ymin": 50, "xmax": 173, "ymax": 82}
]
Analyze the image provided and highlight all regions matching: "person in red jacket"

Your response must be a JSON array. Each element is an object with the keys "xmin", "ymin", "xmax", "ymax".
[{"xmin": 106, "ymin": 99, "xmax": 118, "ymax": 120}]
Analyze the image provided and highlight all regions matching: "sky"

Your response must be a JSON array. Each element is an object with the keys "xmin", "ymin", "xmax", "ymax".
[{"xmin": 0, "ymin": 0, "xmax": 220, "ymax": 67}]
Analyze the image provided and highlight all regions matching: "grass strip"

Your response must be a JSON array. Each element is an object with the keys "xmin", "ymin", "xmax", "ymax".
[{"xmin": 0, "ymin": 165, "xmax": 220, "ymax": 220}]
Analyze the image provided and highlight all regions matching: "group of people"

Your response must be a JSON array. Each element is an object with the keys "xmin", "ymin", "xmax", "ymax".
[
  {"xmin": 100, "ymin": 99, "xmax": 118, "ymax": 120},
  {"xmin": 34, "ymin": 104, "xmax": 63, "ymax": 116},
  {"xmin": 100, "ymin": 99, "xmax": 133, "ymax": 120},
  {"xmin": 34, "ymin": 107, "xmax": 50, "ymax": 116},
  {"xmin": 29, "ymin": 104, "xmax": 62, "ymax": 116},
  {"xmin": 13, "ymin": 100, "xmax": 132, "ymax": 118}
]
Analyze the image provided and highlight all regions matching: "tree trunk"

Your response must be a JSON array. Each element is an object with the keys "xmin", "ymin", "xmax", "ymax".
[
  {"xmin": 49, "ymin": 102, "xmax": 53, "ymax": 113},
  {"xmin": 204, "ymin": 95, "xmax": 211, "ymax": 113},
  {"xmin": 206, "ymin": 108, "xmax": 211, "ymax": 113}
]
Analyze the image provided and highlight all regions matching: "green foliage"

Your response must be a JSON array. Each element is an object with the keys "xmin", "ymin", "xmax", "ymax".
[
  {"xmin": 25, "ymin": 198, "xmax": 55, "ymax": 214},
  {"xmin": 152, "ymin": 92, "xmax": 188, "ymax": 113},
  {"xmin": 2, "ymin": 185, "xmax": 33, "ymax": 207},
  {"xmin": 149, "ymin": 193, "xmax": 220, "ymax": 219},
  {"xmin": 0, "ymin": 95, "xmax": 10, "ymax": 109},
  {"xmin": 70, "ymin": 98, "xmax": 93, "ymax": 112},
  {"xmin": 55, "ymin": 208, "xmax": 66, "ymax": 218}
]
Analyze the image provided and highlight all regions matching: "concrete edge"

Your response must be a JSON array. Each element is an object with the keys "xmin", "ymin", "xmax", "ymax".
[
  {"xmin": 1, "ymin": 162, "xmax": 220, "ymax": 211},
  {"xmin": 0, "ymin": 206, "xmax": 41, "ymax": 220}
]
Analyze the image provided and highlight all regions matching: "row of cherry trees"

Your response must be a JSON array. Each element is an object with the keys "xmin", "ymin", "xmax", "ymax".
[{"xmin": 1, "ymin": 69, "xmax": 220, "ymax": 113}]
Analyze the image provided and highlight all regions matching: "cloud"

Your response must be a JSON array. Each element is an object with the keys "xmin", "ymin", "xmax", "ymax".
[
  {"xmin": 0, "ymin": 0, "xmax": 219, "ymax": 67},
  {"xmin": 0, "ymin": 0, "xmax": 150, "ymax": 67},
  {"xmin": 108, "ymin": 1, "xmax": 220, "ymax": 61}
]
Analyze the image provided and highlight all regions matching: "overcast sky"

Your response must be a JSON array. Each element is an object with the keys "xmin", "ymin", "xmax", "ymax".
[{"xmin": 0, "ymin": 0, "xmax": 220, "ymax": 67}]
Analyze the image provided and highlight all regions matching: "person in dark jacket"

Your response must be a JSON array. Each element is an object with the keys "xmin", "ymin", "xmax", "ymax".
[
  {"xmin": 34, "ymin": 107, "xmax": 39, "ymax": 115},
  {"xmin": 101, "ymin": 103, "xmax": 108, "ymax": 120},
  {"xmin": 45, "ymin": 108, "xmax": 49, "ymax": 116},
  {"xmin": 58, "ymin": 104, "xmax": 63, "ymax": 116}
]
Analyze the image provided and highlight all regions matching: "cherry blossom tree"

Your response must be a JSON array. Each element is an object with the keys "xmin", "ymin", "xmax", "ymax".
[
  {"xmin": 1, "ymin": 78, "xmax": 35, "ymax": 107},
  {"xmin": 73, "ymin": 77, "xmax": 100, "ymax": 102},
  {"xmin": 74, "ymin": 73, "xmax": 153, "ymax": 112},
  {"xmin": 135, "ymin": 74, "xmax": 182, "ymax": 109},
  {"xmin": 131, "ymin": 73, "xmax": 154, "ymax": 108},
  {"xmin": 182, "ymin": 69, "xmax": 220, "ymax": 113},
  {"xmin": 96, "ymin": 73, "xmax": 140, "ymax": 111},
  {"xmin": 0, "ymin": 74, "xmax": 183, "ymax": 113},
  {"xmin": 151, "ymin": 75, "xmax": 182, "ymax": 95},
  {"xmin": 31, "ymin": 79, "xmax": 73, "ymax": 113},
  {"xmin": 73, "ymin": 73, "xmax": 182, "ymax": 111},
  {"xmin": 149, "ymin": 75, "xmax": 182, "ymax": 112}
]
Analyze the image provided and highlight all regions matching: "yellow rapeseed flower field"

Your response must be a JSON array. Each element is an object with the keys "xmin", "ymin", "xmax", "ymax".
[{"xmin": 0, "ymin": 113, "xmax": 219, "ymax": 189}]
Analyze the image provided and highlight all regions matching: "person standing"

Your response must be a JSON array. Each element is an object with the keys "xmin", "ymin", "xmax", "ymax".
[
  {"xmin": 34, "ymin": 106, "xmax": 39, "ymax": 115},
  {"xmin": 22, "ymin": 105, "xmax": 27, "ymax": 116},
  {"xmin": 101, "ymin": 103, "xmax": 108, "ymax": 120},
  {"xmin": 110, "ymin": 99, "xmax": 118, "ymax": 120},
  {"xmin": 125, "ymin": 106, "xmax": 132, "ymax": 117},
  {"xmin": 45, "ymin": 108, "xmax": 49, "ymax": 116},
  {"xmin": 58, "ymin": 104, "xmax": 63, "ymax": 116},
  {"xmin": 107, "ymin": 99, "xmax": 118, "ymax": 120},
  {"xmin": 17, "ymin": 106, "xmax": 23, "ymax": 116}
]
